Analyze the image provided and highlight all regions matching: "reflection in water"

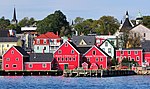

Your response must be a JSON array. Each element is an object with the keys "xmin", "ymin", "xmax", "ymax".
[{"xmin": 0, "ymin": 76, "xmax": 150, "ymax": 89}]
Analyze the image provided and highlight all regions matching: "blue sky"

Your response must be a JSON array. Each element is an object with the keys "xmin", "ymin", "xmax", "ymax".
[{"xmin": 0, "ymin": 0, "xmax": 149, "ymax": 22}]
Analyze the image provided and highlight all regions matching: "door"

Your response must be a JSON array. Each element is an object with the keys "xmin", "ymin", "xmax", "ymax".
[{"xmin": 64, "ymin": 64, "xmax": 68, "ymax": 70}]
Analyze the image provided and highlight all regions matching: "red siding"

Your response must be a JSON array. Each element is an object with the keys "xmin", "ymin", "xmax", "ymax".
[
  {"xmin": 25, "ymin": 62, "xmax": 51, "ymax": 71},
  {"xmin": 116, "ymin": 50, "xmax": 143, "ymax": 66},
  {"xmin": 84, "ymin": 46, "xmax": 108, "ymax": 69},
  {"xmin": 3, "ymin": 47, "xmax": 23, "ymax": 71},
  {"xmin": 34, "ymin": 39, "xmax": 49, "ymax": 45},
  {"xmin": 144, "ymin": 52, "xmax": 150, "ymax": 66},
  {"xmin": 54, "ymin": 41, "xmax": 80, "ymax": 70}
]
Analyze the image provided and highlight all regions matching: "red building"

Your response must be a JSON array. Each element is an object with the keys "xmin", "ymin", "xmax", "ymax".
[
  {"xmin": 54, "ymin": 41, "xmax": 80, "ymax": 70},
  {"xmin": 143, "ymin": 52, "xmax": 150, "ymax": 66},
  {"xmin": 116, "ymin": 48, "xmax": 143, "ymax": 66},
  {"xmin": 83, "ymin": 45, "xmax": 111, "ymax": 69},
  {"xmin": 2, "ymin": 46, "xmax": 29, "ymax": 71},
  {"xmin": 25, "ymin": 53, "xmax": 53, "ymax": 71}
]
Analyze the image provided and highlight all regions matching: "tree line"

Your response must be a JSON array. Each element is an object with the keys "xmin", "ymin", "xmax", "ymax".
[{"xmin": 0, "ymin": 10, "xmax": 150, "ymax": 37}]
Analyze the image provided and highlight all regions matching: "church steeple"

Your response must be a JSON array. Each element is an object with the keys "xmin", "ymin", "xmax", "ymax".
[{"xmin": 11, "ymin": 7, "xmax": 18, "ymax": 24}]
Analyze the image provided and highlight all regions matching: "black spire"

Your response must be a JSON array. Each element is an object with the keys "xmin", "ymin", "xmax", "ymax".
[{"xmin": 11, "ymin": 7, "xmax": 18, "ymax": 24}]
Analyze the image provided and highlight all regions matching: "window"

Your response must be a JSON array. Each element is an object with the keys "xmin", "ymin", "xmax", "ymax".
[
  {"xmin": 128, "ymin": 56, "xmax": 131, "ymax": 61},
  {"xmin": 87, "ymin": 58, "xmax": 90, "ymax": 62},
  {"xmin": 108, "ymin": 48, "xmax": 111, "ymax": 53},
  {"xmin": 42, "ymin": 64, "xmax": 46, "ymax": 68},
  {"xmin": 96, "ymin": 58, "xmax": 98, "ymax": 62},
  {"xmin": 134, "ymin": 33, "xmax": 136, "ymax": 37},
  {"xmin": 105, "ymin": 42, "xmax": 108, "ymax": 47},
  {"xmin": 102, "ymin": 48, "xmax": 105, "ymax": 51},
  {"xmin": 11, "ymin": 50, "xmax": 14, "ymax": 54},
  {"xmin": 144, "ymin": 33, "xmax": 146, "ymax": 37},
  {"xmin": 37, "ymin": 46, "xmax": 39, "ymax": 50},
  {"xmin": 37, "ymin": 39, "xmax": 40, "ymax": 44},
  {"xmin": 7, "ymin": 44, "xmax": 9, "ymax": 47},
  {"xmin": 65, "ymin": 43, "xmax": 68, "ymax": 47},
  {"xmin": 92, "ymin": 50, "xmax": 96, "ymax": 55},
  {"xmin": 134, "ymin": 51, "xmax": 138, "ymax": 55},
  {"xmin": 29, "ymin": 64, "xmax": 33, "ymax": 68},
  {"xmin": 13, "ymin": 64, "xmax": 17, "ymax": 68},
  {"xmin": 100, "ymin": 58, "xmax": 103, "ymax": 61},
  {"xmin": 58, "ymin": 57, "xmax": 60, "ymax": 61},
  {"xmin": 6, "ymin": 58, "xmax": 10, "ymax": 61},
  {"xmin": 62, "ymin": 58, "xmax": 64, "ymax": 61},
  {"xmin": 132, "ymin": 58, "xmax": 134, "ymax": 61},
  {"xmin": 71, "ymin": 50, "xmax": 74, "ymax": 54},
  {"xmin": 70, "ymin": 58, "xmax": 72, "ymax": 61},
  {"xmin": 121, "ymin": 51, "xmax": 123, "ymax": 55},
  {"xmin": 73, "ymin": 57, "xmax": 76, "ymax": 61},
  {"xmin": 100, "ymin": 65, "xmax": 103, "ymax": 69},
  {"xmin": 58, "ymin": 50, "xmax": 62, "ymax": 54},
  {"xmin": 16, "ymin": 58, "xmax": 19, "ymax": 61},
  {"xmin": 6, "ymin": 64, "xmax": 9, "ymax": 68},
  {"xmin": 43, "ymin": 47, "xmax": 46, "ymax": 50},
  {"xmin": 43, "ymin": 39, "xmax": 47, "ymax": 44},
  {"xmin": 136, "ymin": 56, "xmax": 140, "ymax": 61},
  {"xmin": 128, "ymin": 51, "xmax": 130, "ymax": 54},
  {"xmin": 66, "ymin": 58, "xmax": 68, "ymax": 61}
]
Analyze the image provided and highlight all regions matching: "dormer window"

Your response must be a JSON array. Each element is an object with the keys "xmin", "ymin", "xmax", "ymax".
[
  {"xmin": 37, "ymin": 39, "xmax": 40, "ymax": 44},
  {"xmin": 42, "ymin": 64, "xmax": 46, "ymax": 68},
  {"xmin": 105, "ymin": 42, "xmax": 108, "ymax": 47},
  {"xmin": 43, "ymin": 39, "xmax": 47, "ymax": 44}
]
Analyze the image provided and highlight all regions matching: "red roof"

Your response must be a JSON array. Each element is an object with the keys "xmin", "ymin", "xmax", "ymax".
[
  {"xmin": 36, "ymin": 34, "xmax": 48, "ymax": 38},
  {"xmin": 45, "ymin": 32, "xmax": 60, "ymax": 39}
]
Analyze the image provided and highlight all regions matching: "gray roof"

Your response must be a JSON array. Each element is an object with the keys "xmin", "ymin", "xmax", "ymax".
[
  {"xmin": 142, "ymin": 40, "xmax": 150, "ymax": 52},
  {"xmin": 14, "ymin": 46, "xmax": 29, "ymax": 57},
  {"xmin": 0, "ymin": 30, "xmax": 9, "ymax": 37},
  {"xmin": 29, "ymin": 53, "xmax": 53, "ymax": 62},
  {"xmin": 120, "ymin": 18, "xmax": 133, "ymax": 32},
  {"xmin": 77, "ymin": 47, "xmax": 91, "ymax": 54},
  {"xmin": 0, "ymin": 37, "xmax": 18, "ymax": 42},
  {"xmin": 72, "ymin": 36, "xmax": 95, "ymax": 47}
]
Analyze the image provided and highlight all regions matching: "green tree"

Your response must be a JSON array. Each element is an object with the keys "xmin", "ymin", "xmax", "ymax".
[
  {"xmin": 0, "ymin": 16, "xmax": 10, "ymax": 29},
  {"xmin": 143, "ymin": 16, "xmax": 150, "ymax": 28},
  {"xmin": 97, "ymin": 16, "xmax": 120, "ymax": 35},
  {"xmin": 111, "ymin": 58, "xmax": 118, "ymax": 66},
  {"xmin": 18, "ymin": 17, "xmax": 36, "ymax": 27},
  {"xmin": 37, "ymin": 10, "xmax": 70, "ymax": 35}
]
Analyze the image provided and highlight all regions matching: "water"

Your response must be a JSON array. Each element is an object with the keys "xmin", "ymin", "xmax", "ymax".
[{"xmin": 0, "ymin": 76, "xmax": 150, "ymax": 89}]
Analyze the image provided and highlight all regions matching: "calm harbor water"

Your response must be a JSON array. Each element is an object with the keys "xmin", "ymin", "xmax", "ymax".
[{"xmin": 0, "ymin": 76, "xmax": 150, "ymax": 89}]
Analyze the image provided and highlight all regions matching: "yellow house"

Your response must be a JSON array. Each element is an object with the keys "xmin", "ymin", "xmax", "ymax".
[{"xmin": 0, "ymin": 37, "xmax": 19, "ymax": 56}]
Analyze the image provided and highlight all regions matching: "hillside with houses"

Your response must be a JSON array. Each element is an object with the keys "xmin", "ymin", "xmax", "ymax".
[{"xmin": 0, "ymin": 9, "xmax": 150, "ymax": 72}]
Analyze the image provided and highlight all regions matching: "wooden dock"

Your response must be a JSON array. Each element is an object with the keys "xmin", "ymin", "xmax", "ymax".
[
  {"xmin": 63, "ymin": 69, "xmax": 136, "ymax": 77},
  {"xmin": 0, "ymin": 70, "xmax": 63, "ymax": 76}
]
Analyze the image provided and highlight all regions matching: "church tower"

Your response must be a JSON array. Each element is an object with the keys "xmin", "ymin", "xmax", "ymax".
[
  {"xmin": 136, "ymin": 12, "xmax": 143, "ymax": 25},
  {"xmin": 11, "ymin": 7, "xmax": 18, "ymax": 25}
]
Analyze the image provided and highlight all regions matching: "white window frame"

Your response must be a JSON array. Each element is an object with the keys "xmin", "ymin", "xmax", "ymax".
[
  {"xmin": 42, "ymin": 63, "xmax": 47, "ymax": 68},
  {"xmin": 29, "ymin": 64, "xmax": 33, "ymax": 68},
  {"xmin": 58, "ymin": 50, "xmax": 62, "ymax": 54},
  {"xmin": 37, "ymin": 39, "xmax": 40, "ymax": 44},
  {"xmin": 12, "ymin": 64, "xmax": 17, "ymax": 68},
  {"xmin": 43, "ymin": 39, "xmax": 47, "ymax": 44}
]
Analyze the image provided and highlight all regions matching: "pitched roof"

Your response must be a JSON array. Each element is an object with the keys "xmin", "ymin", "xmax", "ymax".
[
  {"xmin": 77, "ymin": 47, "xmax": 91, "ymax": 54},
  {"xmin": 14, "ymin": 46, "xmax": 29, "ymax": 57},
  {"xmin": 72, "ymin": 36, "xmax": 95, "ymax": 47},
  {"xmin": 119, "ymin": 11, "xmax": 134, "ymax": 32},
  {"xmin": 120, "ymin": 18, "xmax": 134, "ymax": 32},
  {"xmin": 100, "ymin": 39, "xmax": 116, "ymax": 48},
  {"xmin": 0, "ymin": 37, "xmax": 18, "ymax": 42},
  {"xmin": 44, "ymin": 32, "xmax": 60, "ymax": 39},
  {"xmin": 29, "ymin": 53, "xmax": 53, "ymax": 62},
  {"xmin": 68, "ymin": 41, "xmax": 80, "ymax": 53},
  {"xmin": 0, "ymin": 30, "xmax": 9, "ymax": 37},
  {"xmin": 36, "ymin": 34, "xmax": 48, "ymax": 38},
  {"xmin": 130, "ymin": 24, "xmax": 150, "ymax": 32},
  {"xmin": 141, "ymin": 40, "xmax": 150, "ymax": 52}
]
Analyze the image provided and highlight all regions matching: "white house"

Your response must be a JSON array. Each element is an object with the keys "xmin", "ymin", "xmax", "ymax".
[{"xmin": 100, "ymin": 39, "xmax": 115, "ymax": 58}]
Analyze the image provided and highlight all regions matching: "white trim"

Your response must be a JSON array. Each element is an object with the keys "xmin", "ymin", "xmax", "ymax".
[
  {"xmin": 84, "ymin": 45, "xmax": 108, "ymax": 57},
  {"xmin": 59, "ymin": 63, "xmax": 69, "ymax": 64},
  {"xmin": 54, "ymin": 41, "xmax": 80, "ymax": 55}
]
